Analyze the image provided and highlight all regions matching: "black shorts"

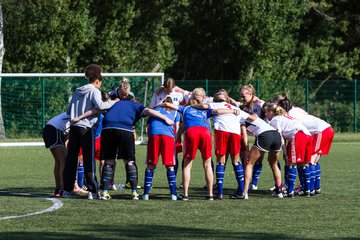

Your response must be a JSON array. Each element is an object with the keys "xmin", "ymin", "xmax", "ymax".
[
  {"xmin": 101, "ymin": 128, "xmax": 135, "ymax": 161},
  {"xmin": 42, "ymin": 125, "xmax": 66, "ymax": 149},
  {"xmin": 254, "ymin": 130, "xmax": 282, "ymax": 152}
]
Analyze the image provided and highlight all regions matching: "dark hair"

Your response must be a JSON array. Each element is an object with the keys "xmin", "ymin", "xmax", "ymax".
[
  {"xmin": 85, "ymin": 64, "xmax": 103, "ymax": 83},
  {"xmin": 101, "ymin": 91, "xmax": 110, "ymax": 102},
  {"xmin": 163, "ymin": 77, "xmax": 175, "ymax": 90},
  {"xmin": 277, "ymin": 95, "xmax": 292, "ymax": 112}
]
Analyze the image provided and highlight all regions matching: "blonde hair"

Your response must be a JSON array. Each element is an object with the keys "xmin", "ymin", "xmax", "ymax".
[
  {"xmin": 163, "ymin": 96, "xmax": 174, "ymax": 111},
  {"xmin": 119, "ymin": 79, "xmax": 131, "ymax": 95},
  {"xmin": 188, "ymin": 88, "xmax": 206, "ymax": 105},
  {"xmin": 240, "ymin": 84, "xmax": 257, "ymax": 109},
  {"xmin": 264, "ymin": 103, "xmax": 286, "ymax": 116},
  {"xmin": 213, "ymin": 89, "xmax": 229, "ymax": 102}
]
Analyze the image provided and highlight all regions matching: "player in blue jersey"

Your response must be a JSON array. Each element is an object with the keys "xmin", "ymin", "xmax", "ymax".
[
  {"xmin": 99, "ymin": 97, "xmax": 174, "ymax": 200},
  {"xmin": 143, "ymin": 96, "xmax": 182, "ymax": 200},
  {"xmin": 159, "ymin": 88, "xmax": 241, "ymax": 200}
]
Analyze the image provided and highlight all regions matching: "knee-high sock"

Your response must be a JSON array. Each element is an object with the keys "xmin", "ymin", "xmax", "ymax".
[
  {"xmin": 126, "ymin": 161, "xmax": 138, "ymax": 192},
  {"xmin": 77, "ymin": 163, "xmax": 84, "ymax": 188},
  {"xmin": 174, "ymin": 156, "xmax": 179, "ymax": 177},
  {"xmin": 315, "ymin": 163, "xmax": 321, "ymax": 190},
  {"xmin": 303, "ymin": 165, "xmax": 311, "ymax": 192},
  {"xmin": 101, "ymin": 163, "xmax": 114, "ymax": 191},
  {"xmin": 284, "ymin": 165, "xmax": 290, "ymax": 188},
  {"xmin": 251, "ymin": 160, "xmax": 262, "ymax": 186},
  {"xmin": 216, "ymin": 163, "xmax": 225, "ymax": 196},
  {"xmin": 310, "ymin": 164, "xmax": 317, "ymax": 191},
  {"xmin": 143, "ymin": 168, "xmax": 154, "ymax": 195},
  {"xmin": 232, "ymin": 162, "xmax": 244, "ymax": 192},
  {"xmin": 286, "ymin": 165, "xmax": 297, "ymax": 193},
  {"xmin": 167, "ymin": 169, "xmax": 177, "ymax": 195}
]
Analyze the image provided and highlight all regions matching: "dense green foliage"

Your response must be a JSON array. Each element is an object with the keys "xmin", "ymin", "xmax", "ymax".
[{"xmin": 0, "ymin": 0, "xmax": 359, "ymax": 136}]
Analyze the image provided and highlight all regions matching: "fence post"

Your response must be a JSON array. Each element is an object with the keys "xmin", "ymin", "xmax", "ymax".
[
  {"xmin": 205, "ymin": 79, "xmax": 208, "ymax": 94},
  {"xmin": 354, "ymin": 79, "xmax": 357, "ymax": 133},
  {"xmin": 42, "ymin": 78, "xmax": 45, "ymax": 128},
  {"xmin": 305, "ymin": 79, "xmax": 309, "ymax": 112}
]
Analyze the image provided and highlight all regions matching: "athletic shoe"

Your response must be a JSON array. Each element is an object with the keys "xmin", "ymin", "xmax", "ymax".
[
  {"xmin": 125, "ymin": 182, "xmax": 142, "ymax": 189},
  {"xmin": 62, "ymin": 190, "xmax": 80, "ymax": 198},
  {"xmin": 284, "ymin": 191, "xmax": 294, "ymax": 198},
  {"xmin": 203, "ymin": 183, "xmax": 218, "ymax": 190},
  {"xmin": 215, "ymin": 194, "xmax": 223, "ymax": 200},
  {"xmin": 74, "ymin": 187, "xmax": 89, "ymax": 197},
  {"xmin": 205, "ymin": 195, "xmax": 214, "ymax": 201},
  {"xmin": 177, "ymin": 184, "xmax": 184, "ymax": 189},
  {"xmin": 249, "ymin": 184, "xmax": 258, "ymax": 190},
  {"xmin": 269, "ymin": 185, "xmax": 276, "ymax": 191},
  {"xmin": 229, "ymin": 190, "xmax": 247, "ymax": 199},
  {"xmin": 310, "ymin": 190, "xmax": 316, "ymax": 196},
  {"xmin": 110, "ymin": 184, "xmax": 117, "ymax": 191},
  {"xmin": 132, "ymin": 191, "xmax": 139, "ymax": 200},
  {"xmin": 171, "ymin": 194, "xmax": 182, "ymax": 201},
  {"xmin": 143, "ymin": 194, "xmax": 149, "ymax": 201},
  {"xmin": 88, "ymin": 192, "xmax": 99, "ymax": 200},
  {"xmin": 271, "ymin": 192, "xmax": 284, "ymax": 198},
  {"xmin": 315, "ymin": 188, "xmax": 321, "ymax": 194},
  {"xmin": 53, "ymin": 188, "xmax": 63, "ymax": 197},
  {"xmin": 100, "ymin": 191, "xmax": 112, "ymax": 200},
  {"xmin": 181, "ymin": 195, "xmax": 189, "ymax": 201}
]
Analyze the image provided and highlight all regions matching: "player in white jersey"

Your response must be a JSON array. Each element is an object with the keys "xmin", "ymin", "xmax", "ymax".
[
  {"xmin": 207, "ymin": 90, "xmax": 247, "ymax": 200},
  {"xmin": 276, "ymin": 95, "xmax": 334, "ymax": 195},
  {"xmin": 264, "ymin": 103, "xmax": 313, "ymax": 197},
  {"xmin": 42, "ymin": 112, "xmax": 70, "ymax": 197},
  {"xmin": 236, "ymin": 84, "xmax": 266, "ymax": 190},
  {"xmin": 149, "ymin": 77, "xmax": 184, "ymax": 108},
  {"xmin": 236, "ymin": 111, "xmax": 284, "ymax": 200}
]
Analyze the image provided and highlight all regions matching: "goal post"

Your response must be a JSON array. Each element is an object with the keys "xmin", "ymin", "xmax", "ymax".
[{"xmin": 0, "ymin": 72, "xmax": 164, "ymax": 146}]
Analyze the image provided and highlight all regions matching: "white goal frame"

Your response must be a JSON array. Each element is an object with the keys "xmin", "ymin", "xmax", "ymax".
[{"xmin": 0, "ymin": 72, "xmax": 164, "ymax": 147}]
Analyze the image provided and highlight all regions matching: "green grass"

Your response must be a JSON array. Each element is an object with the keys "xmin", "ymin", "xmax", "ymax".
[{"xmin": 0, "ymin": 139, "xmax": 359, "ymax": 239}]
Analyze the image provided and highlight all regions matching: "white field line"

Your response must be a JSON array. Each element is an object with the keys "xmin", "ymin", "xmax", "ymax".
[{"xmin": 0, "ymin": 191, "xmax": 63, "ymax": 220}]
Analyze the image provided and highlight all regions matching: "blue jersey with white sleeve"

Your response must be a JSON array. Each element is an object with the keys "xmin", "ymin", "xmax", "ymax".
[
  {"xmin": 178, "ymin": 105, "xmax": 213, "ymax": 131},
  {"xmin": 148, "ymin": 106, "xmax": 180, "ymax": 138},
  {"xmin": 102, "ymin": 100, "xmax": 145, "ymax": 131}
]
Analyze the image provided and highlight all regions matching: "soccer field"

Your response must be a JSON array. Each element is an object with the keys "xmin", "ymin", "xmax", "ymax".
[{"xmin": 0, "ymin": 136, "xmax": 359, "ymax": 239}]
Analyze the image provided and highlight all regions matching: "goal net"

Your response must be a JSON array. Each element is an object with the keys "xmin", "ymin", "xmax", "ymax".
[{"xmin": 0, "ymin": 72, "xmax": 164, "ymax": 146}]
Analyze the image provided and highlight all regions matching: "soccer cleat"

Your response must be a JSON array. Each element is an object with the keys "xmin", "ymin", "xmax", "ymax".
[
  {"xmin": 109, "ymin": 184, "xmax": 117, "ymax": 191},
  {"xmin": 249, "ymin": 184, "xmax": 258, "ymax": 190},
  {"xmin": 310, "ymin": 190, "xmax": 316, "ymax": 196},
  {"xmin": 143, "ymin": 194, "xmax": 149, "ymax": 201},
  {"xmin": 124, "ymin": 182, "xmax": 142, "ymax": 189},
  {"xmin": 272, "ymin": 192, "xmax": 284, "ymax": 198},
  {"xmin": 53, "ymin": 188, "xmax": 63, "ymax": 197},
  {"xmin": 177, "ymin": 184, "xmax": 184, "ymax": 189},
  {"xmin": 230, "ymin": 190, "xmax": 247, "ymax": 199},
  {"xmin": 284, "ymin": 191, "xmax": 294, "ymax": 198},
  {"xmin": 62, "ymin": 190, "xmax": 80, "ymax": 198},
  {"xmin": 181, "ymin": 195, "xmax": 189, "ymax": 201},
  {"xmin": 171, "ymin": 194, "xmax": 182, "ymax": 201},
  {"xmin": 74, "ymin": 187, "xmax": 89, "ymax": 197},
  {"xmin": 215, "ymin": 194, "xmax": 223, "ymax": 200},
  {"xmin": 100, "ymin": 191, "xmax": 112, "ymax": 200},
  {"xmin": 87, "ymin": 192, "xmax": 100, "ymax": 200},
  {"xmin": 205, "ymin": 195, "xmax": 214, "ymax": 201},
  {"xmin": 132, "ymin": 191, "xmax": 139, "ymax": 200},
  {"xmin": 269, "ymin": 185, "xmax": 276, "ymax": 191},
  {"xmin": 315, "ymin": 188, "xmax": 321, "ymax": 194}
]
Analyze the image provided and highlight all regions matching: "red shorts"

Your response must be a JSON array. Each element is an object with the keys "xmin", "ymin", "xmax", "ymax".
[
  {"xmin": 146, "ymin": 135, "xmax": 175, "ymax": 166},
  {"xmin": 214, "ymin": 129, "xmax": 241, "ymax": 156},
  {"xmin": 312, "ymin": 126, "xmax": 334, "ymax": 155},
  {"xmin": 183, "ymin": 126, "xmax": 212, "ymax": 160},
  {"xmin": 287, "ymin": 131, "xmax": 312, "ymax": 164},
  {"xmin": 78, "ymin": 136, "xmax": 101, "ymax": 161}
]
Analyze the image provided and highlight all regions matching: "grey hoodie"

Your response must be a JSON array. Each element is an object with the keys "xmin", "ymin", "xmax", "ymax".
[{"xmin": 67, "ymin": 83, "xmax": 115, "ymax": 129}]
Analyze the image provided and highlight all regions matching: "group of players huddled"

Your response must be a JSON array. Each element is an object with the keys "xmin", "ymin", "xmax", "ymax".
[{"xmin": 43, "ymin": 64, "xmax": 334, "ymax": 201}]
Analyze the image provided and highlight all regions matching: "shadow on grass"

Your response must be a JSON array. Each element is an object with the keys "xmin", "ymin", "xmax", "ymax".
[{"xmin": 2, "ymin": 224, "xmax": 359, "ymax": 240}]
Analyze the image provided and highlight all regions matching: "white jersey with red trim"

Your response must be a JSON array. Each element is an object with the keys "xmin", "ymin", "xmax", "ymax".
[
  {"xmin": 208, "ymin": 102, "xmax": 246, "ymax": 135},
  {"xmin": 245, "ymin": 117, "xmax": 276, "ymax": 137},
  {"xmin": 251, "ymin": 98, "xmax": 265, "ymax": 117},
  {"xmin": 288, "ymin": 107, "xmax": 331, "ymax": 135},
  {"xmin": 269, "ymin": 115, "xmax": 311, "ymax": 140},
  {"xmin": 149, "ymin": 90, "xmax": 184, "ymax": 108}
]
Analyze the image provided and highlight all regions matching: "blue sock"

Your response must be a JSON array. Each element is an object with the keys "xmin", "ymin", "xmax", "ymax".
[
  {"xmin": 284, "ymin": 165, "xmax": 290, "ymax": 188},
  {"xmin": 303, "ymin": 165, "xmax": 311, "ymax": 192},
  {"xmin": 310, "ymin": 164, "xmax": 317, "ymax": 191},
  {"xmin": 232, "ymin": 162, "xmax": 244, "ymax": 192},
  {"xmin": 167, "ymin": 169, "xmax": 177, "ymax": 195},
  {"xmin": 315, "ymin": 163, "xmax": 321, "ymax": 190},
  {"xmin": 144, "ymin": 168, "xmax": 154, "ymax": 195},
  {"xmin": 286, "ymin": 165, "xmax": 297, "ymax": 193},
  {"xmin": 216, "ymin": 163, "xmax": 225, "ymax": 196},
  {"xmin": 251, "ymin": 160, "xmax": 262, "ymax": 186},
  {"xmin": 77, "ymin": 163, "xmax": 84, "ymax": 188},
  {"xmin": 174, "ymin": 156, "xmax": 179, "ymax": 177},
  {"xmin": 297, "ymin": 166, "xmax": 305, "ymax": 189}
]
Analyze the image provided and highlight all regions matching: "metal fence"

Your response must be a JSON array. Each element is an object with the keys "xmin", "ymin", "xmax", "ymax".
[{"xmin": 0, "ymin": 76, "xmax": 358, "ymax": 139}]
